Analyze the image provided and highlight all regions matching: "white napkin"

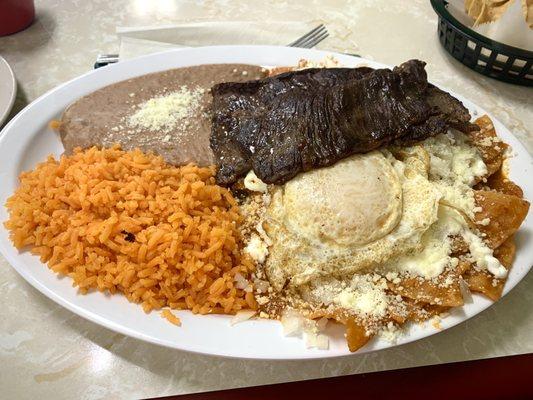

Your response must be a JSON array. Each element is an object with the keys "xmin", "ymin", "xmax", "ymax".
[
  {"xmin": 471, "ymin": 0, "xmax": 533, "ymax": 50},
  {"xmin": 117, "ymin": 21, "xmax": 318, "ymax": 61},
  {"xmin": 447, "ymin": 0, "xmax": 533, "ymax": 50}
]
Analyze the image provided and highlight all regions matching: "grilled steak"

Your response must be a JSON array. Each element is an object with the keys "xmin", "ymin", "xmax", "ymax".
[{"xmin": 211, "ymin": 59, "xmax": 477, "ymax": 185}]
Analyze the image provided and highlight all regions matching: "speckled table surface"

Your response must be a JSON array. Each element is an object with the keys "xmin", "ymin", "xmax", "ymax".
[{"xmin": 0, "ymin": 1, "xmax": 532, "ymax": 399}]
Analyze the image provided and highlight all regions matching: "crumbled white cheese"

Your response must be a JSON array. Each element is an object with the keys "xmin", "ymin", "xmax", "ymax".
[
  {"xmin": 127, "ymin": 86, "xmax": 204, "ymax": 132},
  {"xmin": 244, "ymin": 170, "xmax": 268, "ymax": 192},
  {"xmin": 384, "ymin": 205, "xmax": 505, "ymax": 280},
  {"xmin": 434, "ymin": 181, "xmax": 476, "ymax": 218},
  {"xmin": 385, "ymin": 272, "xmax": 399, "ymax": 281},
  {"xmin": 383, "ymin": 206, "xmax": 465, "ymax": 279},
  {"xmin": 380, "ymin": 321, "xmax": 401, "ymax": 343},
  {"xmin": 244, "ymin": 234, "xmax": 269, "ymax": 264},
  {"xmin": 443, "ymin": 275, "xmax": 454, "ymax": 287},
  {"xmin": 477, "ymin": 135, "xmax": 499, "ymax": 146},
  {"xmin": 256, "ymin": 296, "xmax": 269, "ymax": 306},
  {"xmin": 300, "ymin": 274, "xmax": 392, "ymax": 322},
  {"xmin": 297, "ymin": 55, "xmax": 341, "ymax": 69},
  {"xmin": 334, "ymin": 275, "xmax": 389, "ymax": 318},
  {"xmin": 422, "ymin": 130, "xmax": 487, "ymax": 218},
  {"xmin": 423, "ymin": 131, "xmax": 487, "ymax": 185},
  {"xmin": 463, "ymin": 230, "xmax": 507, "ymax": 278}
]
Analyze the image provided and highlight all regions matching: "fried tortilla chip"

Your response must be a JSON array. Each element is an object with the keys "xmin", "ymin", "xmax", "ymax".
[
  {"xmin": 465, "ymin": 0, "xmax": 515, "ymax": 26},
  {"xmin": 493, "ymin": 235, "xmax": 516, "ymax": 268},
  {"xmin": 483, "ymin": 168, "xmax": 524, "ymax": 198},
  {"xmin": 387, "ymin": 273, "xmax": 464, "ymax": 307},
  {"xmin": 464, "ymin": 270, "xmax": 504, "ymax": 301},
  {"xmin": 474, "ymin": 190, "xmax": 530, "ymax": 249},
  {"xmin": 389, "ymin": 309, "xmax": 408, "ymax": 324},
  {"xmin": 345, "ymin": 318, "xmax": 373, "ymax": 352},
  {"xmin": 470, "ymin": 116, "xmax": 508, "ymax": 177},
  {"xmin": 312, "ymin": 310, "xmax": 374, "ymax": 352},
  {"xmin": 464, "ymin": 236, "xmax": 515, "ymax": 301},
  {"xmin": 403, "ymin": 298, "xmax": 451, "ymax": 322},
  {"xmin": 387, "ymin": 260, "xmax": 472, "ymax": 308}
]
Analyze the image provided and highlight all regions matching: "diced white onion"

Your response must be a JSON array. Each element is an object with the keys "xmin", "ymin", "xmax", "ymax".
[
  {"xmin": 281, "ymin": 312, "xmax": 304, "ymax": 336},
  {"xmin": 459, "ymin": 278, "xmax": 473, "ymax": 304},
  {"xmin": 234, "ymin": 272, "xmax": 249, "ymax": 290},
  {"xmin": 230, "ymin": 310, "xmax": 257, "ymax": 326},
  {"xmin": 304, "ymin": 332, "xmax": 330, "ymax": 350},
  {"xmin": 254, "ymin": 280, "xmax": 269, "ymax": 293}
]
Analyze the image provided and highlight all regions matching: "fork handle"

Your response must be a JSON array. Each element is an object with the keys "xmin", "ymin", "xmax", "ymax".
[
  {"xmin": 94, "ymin": 61, "xmax": 111, "ymax": 69},
  {"xmin": 94, "ymin": 54, "xmax": 119, "ymax": 69}
]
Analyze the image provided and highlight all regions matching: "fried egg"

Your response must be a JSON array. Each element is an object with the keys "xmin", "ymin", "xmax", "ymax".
[{"xmin": 263, "ymin": 147, "xmax": 441, "ymax": 291}]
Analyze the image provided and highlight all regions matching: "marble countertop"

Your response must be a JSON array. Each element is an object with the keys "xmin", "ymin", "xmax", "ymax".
[{"xmin": 1, "ymin": 1, "xmax": 532, "ymax": 399}]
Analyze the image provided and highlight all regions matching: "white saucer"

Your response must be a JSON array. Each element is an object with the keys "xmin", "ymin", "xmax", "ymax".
[{"xmin": 0, "ymin": 56, "xmax": 16, "ymax": 127}]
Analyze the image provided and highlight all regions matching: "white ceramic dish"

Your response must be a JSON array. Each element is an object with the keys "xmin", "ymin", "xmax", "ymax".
[
  {"xmin": 0, "ymin": 56, "xmax": 16, "ymax": 127},
  {"xmin": 0, "ymin": 46, "xmax": 531, "ymax": 360}
]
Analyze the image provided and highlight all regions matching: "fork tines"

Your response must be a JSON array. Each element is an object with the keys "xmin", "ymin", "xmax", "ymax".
[{"xmin": 288, "ymin": 24, "xmax": 329, "ymax": 48}]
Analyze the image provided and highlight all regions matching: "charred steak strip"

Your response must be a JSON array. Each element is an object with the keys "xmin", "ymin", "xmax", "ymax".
[{"xmin": 210, "ymin": 59, "xmax": 476, "ymax": 185}]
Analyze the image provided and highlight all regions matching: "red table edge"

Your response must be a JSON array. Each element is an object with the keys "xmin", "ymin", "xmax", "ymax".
[{"xmin": 152, "ymin": 353, "xmax": 533, "ymax": 400}]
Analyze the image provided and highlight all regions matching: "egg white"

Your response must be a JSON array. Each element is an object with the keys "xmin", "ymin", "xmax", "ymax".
[{"xmin": 263, "ymin": 147, "xmax": 441, "ymax": 291}]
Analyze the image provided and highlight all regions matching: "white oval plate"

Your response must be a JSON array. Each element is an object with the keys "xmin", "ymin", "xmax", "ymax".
[
  {"xmin": 0, "ymin": 56, "xmax": 16, "ymax": 127},
  {"xmin": 0, "ymin": 46, "xmax": 531, "ymax": 360}
]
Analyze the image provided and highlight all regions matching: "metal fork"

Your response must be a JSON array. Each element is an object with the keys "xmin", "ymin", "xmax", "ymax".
[
  {"xmin": 94, "ymin": 24, "xmax": 329, "ymax": 69},
  {"xmin": 287, "ymin": 24, "xmax": 329, "ymax": 49}
]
